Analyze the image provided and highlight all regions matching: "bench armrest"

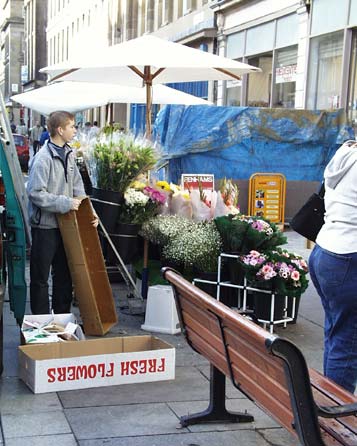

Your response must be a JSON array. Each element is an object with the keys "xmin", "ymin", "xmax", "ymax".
[{"xmin": 316, "ymin": 402, "xmax": 357, "ymax": 418}]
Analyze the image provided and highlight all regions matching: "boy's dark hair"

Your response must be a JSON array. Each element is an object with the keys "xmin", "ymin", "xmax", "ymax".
[{"xmin": 47, "ymin": 111, "xmax": 75, "ymax": 137}]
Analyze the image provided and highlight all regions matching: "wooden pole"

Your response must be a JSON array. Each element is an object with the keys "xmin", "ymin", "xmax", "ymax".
[
  {"xmin": 142, "ymin": 66, "xmax": 153, "ymax": 297},
  {"xmin": 144, "ymin": 66, "xmax": 152, "ymax": 138}
]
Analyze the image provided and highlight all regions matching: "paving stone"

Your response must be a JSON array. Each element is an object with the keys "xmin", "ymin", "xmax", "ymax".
[
  {"xmin": 2, "ymin": 348, "xmax": 19, "ymax": 377},
  {"xmin": 78, "ymin": 429, "xmax": 273, "ymax": 446},
  {"xmin": 59, "ymin": 366, "xmax": 209, "ymax": 408},
  {"xmin": 65, "ymin": 402, "xmax": 185, "ymax": 440},
  {"xmin": 257, "ymin": 427, "xmax": 299, "ymax": 445},
  {"xmin": 168, "ymin": 399, "xmax": 279, "ymax": 432},
  {"xmin": 0, "ymin": 377, "xmax": 62, "ymax": 414},
  {"xmin": 1, "ymin": 410, "xmax": 72, "ymax": 438},
  {"xmin": 5, "ymin": 433, "xmax": 78, "ymax": 446}
]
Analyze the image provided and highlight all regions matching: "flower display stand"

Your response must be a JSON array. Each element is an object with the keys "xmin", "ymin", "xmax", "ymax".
[
  {"xmin": 193, "ymin": 253, "xmax": 295, "ymax": 334},
  {"xmin": 141, "ymin": 285, "xmax": 181, "ymax": 335}
]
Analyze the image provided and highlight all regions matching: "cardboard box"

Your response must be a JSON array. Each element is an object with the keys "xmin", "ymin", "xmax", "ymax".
[
  {"xmin": 57, "ymin": 198, "xmax": 117, "ymax": 335},
  {"xmin": 19, "ymin": 335, "xmax": 175, "ymax": 394},
  {"xmin": 21, "ymin": 313, "xmax": 85, "ymax": 344}
]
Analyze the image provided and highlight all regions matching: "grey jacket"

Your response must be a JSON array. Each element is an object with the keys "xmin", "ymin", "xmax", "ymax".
[{"xmin": 27, "ymin": 140, "xmax": 85, "ymax": 229}]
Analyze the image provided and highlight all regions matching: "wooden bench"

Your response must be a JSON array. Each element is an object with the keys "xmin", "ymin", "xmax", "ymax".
[{"xmin": 162, "ymin": 267, "xmax": 357, "ymax": 446}]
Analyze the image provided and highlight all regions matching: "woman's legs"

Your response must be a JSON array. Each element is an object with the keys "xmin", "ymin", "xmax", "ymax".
[{"xmin": 309, "ymin": 245, "xmax": 357, "ymax": 393}]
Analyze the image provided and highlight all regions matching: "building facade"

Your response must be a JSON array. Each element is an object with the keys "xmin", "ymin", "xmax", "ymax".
[
  {"xmin": 45, "ymin": 0, "xmax": 215, "ymax": 129},
  {"xmin": 0, "ymin": 0, "xmax": 25, "ymax": 124},
  {"xmin": 211, "ymin": 0, "xmax": 357, "ymax": 133},
  {"xmin": 23, "ymin": 0, "xmax": 47, "ymax": 127}
]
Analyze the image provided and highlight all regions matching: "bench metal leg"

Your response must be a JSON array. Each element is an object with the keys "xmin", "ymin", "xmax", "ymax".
[{"xmin": 180, "ymin": 365, "xmax": 254, "ymax": 427}]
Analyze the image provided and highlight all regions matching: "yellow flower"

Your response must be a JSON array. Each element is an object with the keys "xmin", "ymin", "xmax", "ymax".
[
  {"xmin": 131, "ymin": 180, "xmax": 146, "ymax": 190},
  {"xmin": 156, "ymin": 180, "xmax": 171, "ymax": 192},
  {"xmin": 72, "ymin": 141, "xmax": 81, "ymax": 149}
]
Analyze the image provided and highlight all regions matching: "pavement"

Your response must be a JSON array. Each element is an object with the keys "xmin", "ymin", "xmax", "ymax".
[{"xmin": 0, "ymin": 230, "xmax": 325, "ymax": 445}]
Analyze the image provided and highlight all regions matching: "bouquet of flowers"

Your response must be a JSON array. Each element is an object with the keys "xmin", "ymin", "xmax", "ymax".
[
  {"xmin": 140, "ymin": 215, "xmax": 196, "ymax": 247},
  {"xmin": 117, "ymin": 186, "xmax": 166, "ymax": 225},
  {"xmin": 162, "ymin": 221, "xmax": 222, "ymax": 273},
  {"xmin": 214, "ymin": 178, "xmax": 240, "ymax": 217},
  {"xmin": 214, "ymin": 214, "xmax": 287, "ymax": 254},
  {"xmin": 190, "ymin": 181, "xmax": 217, "ymax": 221},
  {"xmin": 239, "ymin": 249, "xmax": 309, "ymax": 298},
  {"xmin": 86, "ymin": 132, "xmax": 158, "ymax": 194},
  {"xmin": 169, "ymin": 182, "xmax": 192, "ymax": 219}
]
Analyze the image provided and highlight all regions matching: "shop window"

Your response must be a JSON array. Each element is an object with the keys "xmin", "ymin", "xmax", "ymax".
[
  {"xmin": 247, "ymin": 53, "xmax": 273, "ymax": 107},
  {"xmin": 307, "ymin": 31, "xmax": 343, "ymax": 110},
  {"xmin": 347, "ymin": 31, "xmax": 357, "ymax": 131},
  {"xmin": 273, "ymin": 46, "xmax": 298, "ymax": 108},
  {"xmin": 246, "ymin": 22, "xmax": 274, "ymax": 56},
  {"xmin": 311, "ymin": 0, "xmax": 349, "ymax": 36},
  {"xmin": 226, "ymin": 79, "xmax": 242, "ymax": 106},
  {"xmin": 226, "ymin": 32, "xmax": 245, "ymax": 59},
  {"xmin": 276, "ymin": 14, "xmax": 298, "ymax": 49}
]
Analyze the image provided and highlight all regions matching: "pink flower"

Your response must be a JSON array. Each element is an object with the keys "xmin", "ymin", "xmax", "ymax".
[
  {"xmin": 143, "ymin": 186, "xmax": 166, "ymax": 204},
  {"xmin": 262, "ymin": 265, "xmax": 273, "ymax": 275},
  {"xmin": 291, "ymin": 270, "xmax": 300, "ymax": 281}
]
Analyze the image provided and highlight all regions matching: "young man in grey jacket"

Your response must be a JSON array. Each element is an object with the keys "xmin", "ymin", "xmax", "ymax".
[{"xmin": 27, "ymin": 110, "xmax": 97, "ymax": 314}]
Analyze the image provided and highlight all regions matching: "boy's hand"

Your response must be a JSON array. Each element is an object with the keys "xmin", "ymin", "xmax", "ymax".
[
  {"xmin": 91, "ymin": 212, "xmax": 99, "ymax": 228},
  {"xmin": 71, "ymin": 198, "xmax": 82, "ymax": 210}
]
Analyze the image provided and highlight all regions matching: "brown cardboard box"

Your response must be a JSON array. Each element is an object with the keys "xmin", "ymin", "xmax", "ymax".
[
  {"xmin": 57, "ymin": 198, "xmax": 117, "ymax": 335},
  {"xmin": 19, "ymin": 335, "xmax": 175, "ymax": 393}
]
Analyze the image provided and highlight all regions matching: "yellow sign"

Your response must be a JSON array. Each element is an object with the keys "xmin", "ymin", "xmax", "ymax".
[{"xmin": 248, "ymin": 173, "xmax": 286, "ymax": 226}]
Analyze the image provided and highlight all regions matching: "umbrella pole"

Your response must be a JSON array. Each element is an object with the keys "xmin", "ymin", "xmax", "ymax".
[{"xmin": 142, "ymin": 69, "xmax": 153, "ymax": 299}]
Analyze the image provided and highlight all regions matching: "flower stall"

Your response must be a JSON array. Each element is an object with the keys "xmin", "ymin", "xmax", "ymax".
[{"xmin": 79, "ymin": 127, "xmax": 309, "ymax": 329}]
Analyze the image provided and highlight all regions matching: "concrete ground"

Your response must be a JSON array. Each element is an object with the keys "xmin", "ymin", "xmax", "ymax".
[{"xmin": 0, "ymin": 230, "xmax": 325, "ymax": 445}]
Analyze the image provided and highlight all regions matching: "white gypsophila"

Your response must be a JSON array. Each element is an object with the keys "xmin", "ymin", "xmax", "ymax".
[
  {"xmin": 162, "ymin": 221, "xmax": 222, "ymax": 271},
  {"xmin": 124, "ymin": 188, "xmax": 149, "ymax": 206}
]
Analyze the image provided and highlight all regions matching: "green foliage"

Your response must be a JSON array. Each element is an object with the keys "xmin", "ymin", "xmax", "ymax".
[{"xmin": 214, "ymin": 214, "xmax": 287, "ymax": 254}]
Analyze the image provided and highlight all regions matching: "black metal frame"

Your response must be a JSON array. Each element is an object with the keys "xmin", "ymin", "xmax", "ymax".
[
  {"xmin": 162, "ymin": 267, "xmax": 357, "ymax": 446},
  {"xmin": 166, "ymin": 267, "xmax": 253, "ymax": 427}
]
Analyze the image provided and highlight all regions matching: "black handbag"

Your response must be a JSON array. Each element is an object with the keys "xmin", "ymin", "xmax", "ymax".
[{"xmin": 290, "ymin": 183, "xmax": 325, "ymax": 242}]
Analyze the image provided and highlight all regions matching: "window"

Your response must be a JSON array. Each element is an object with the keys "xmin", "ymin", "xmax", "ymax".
[
  {"xmin": 273, "ymin": 46, "xmax": 298, "ymax": 108},
  {"xmin": 145, "ymin": 0, "xmax": 154, "ymax": 33},
  {"xmin": 247, "ymin": 53, "xmax": 273, "ymax": 107},
  {"xmin": 348, "ymin": 31, "xmax": 357, "ymax": 130},
  {"xmin": 226, "ymin": 79, "xmax": 242, "ymax": 106},
  {"xmin": 311, "ymin": 0, "xmax": 349, "ymax": 36},
  {"xmin": 161, "ymin": 0, "xmax": 173, "ymax": 25},
  {"xmin": 183, "ymin": 0, "xmax": 196, "ymax": 14},
  {"xmin": 307, "ymin": 31, "xmax": 343, "ymax": 109}
]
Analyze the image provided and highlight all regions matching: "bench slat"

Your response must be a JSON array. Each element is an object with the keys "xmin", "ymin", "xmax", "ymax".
[
  {"xmin": 227, "ymin": 344, "xmax": 291, "ymax": 408},
  {"xmin": 310, "ymin": 369, "xmax": 357, "ymax": 406},
  {"xmin": 185, "ymin": 326, "xmax": 230, "ymax": 375}
]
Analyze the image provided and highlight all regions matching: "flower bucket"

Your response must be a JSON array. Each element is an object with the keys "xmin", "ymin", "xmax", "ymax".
[
  {"xmin": 91, "ymin": 188, "xmax": 123, "ymax": 233},
  {"xmin": 253, "ymin": 289, "xmax": 285, "ymax": 321},
  {"xmin": 194, "ymin": 270, "xmax": 218, "ymax": 298},
  {"xmin": 106, "ymin": 223, "xmax": 141, "ymax": 265}
]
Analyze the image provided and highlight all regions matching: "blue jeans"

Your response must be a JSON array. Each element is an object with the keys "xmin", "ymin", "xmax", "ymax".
[{"xmin": 309, "ymin": 244, "xmax": 357, "ymax": 393}]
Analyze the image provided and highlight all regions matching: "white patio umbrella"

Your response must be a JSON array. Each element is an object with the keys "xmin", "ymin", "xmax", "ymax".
[
  {"xmin": 11, "ymin": 81, "xmax": 211, "ymax": 116},
  {"xmin": 40, "ymin": 35, "xmax": 260, "ymax": 134}
]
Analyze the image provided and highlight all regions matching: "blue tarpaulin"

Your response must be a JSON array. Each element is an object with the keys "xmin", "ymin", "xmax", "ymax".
[{"xmin": 154, "ymin": 106, "xmax": 354, "ymax": 183}]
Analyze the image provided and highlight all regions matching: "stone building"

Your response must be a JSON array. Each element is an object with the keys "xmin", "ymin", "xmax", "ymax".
[
  {"xmin": 0, "ymin": 0, "xmax": 25, "ymax": 125},
  {"xmin": 23, "ymin": 0, "xmax": 47, "ymax": 127}
]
